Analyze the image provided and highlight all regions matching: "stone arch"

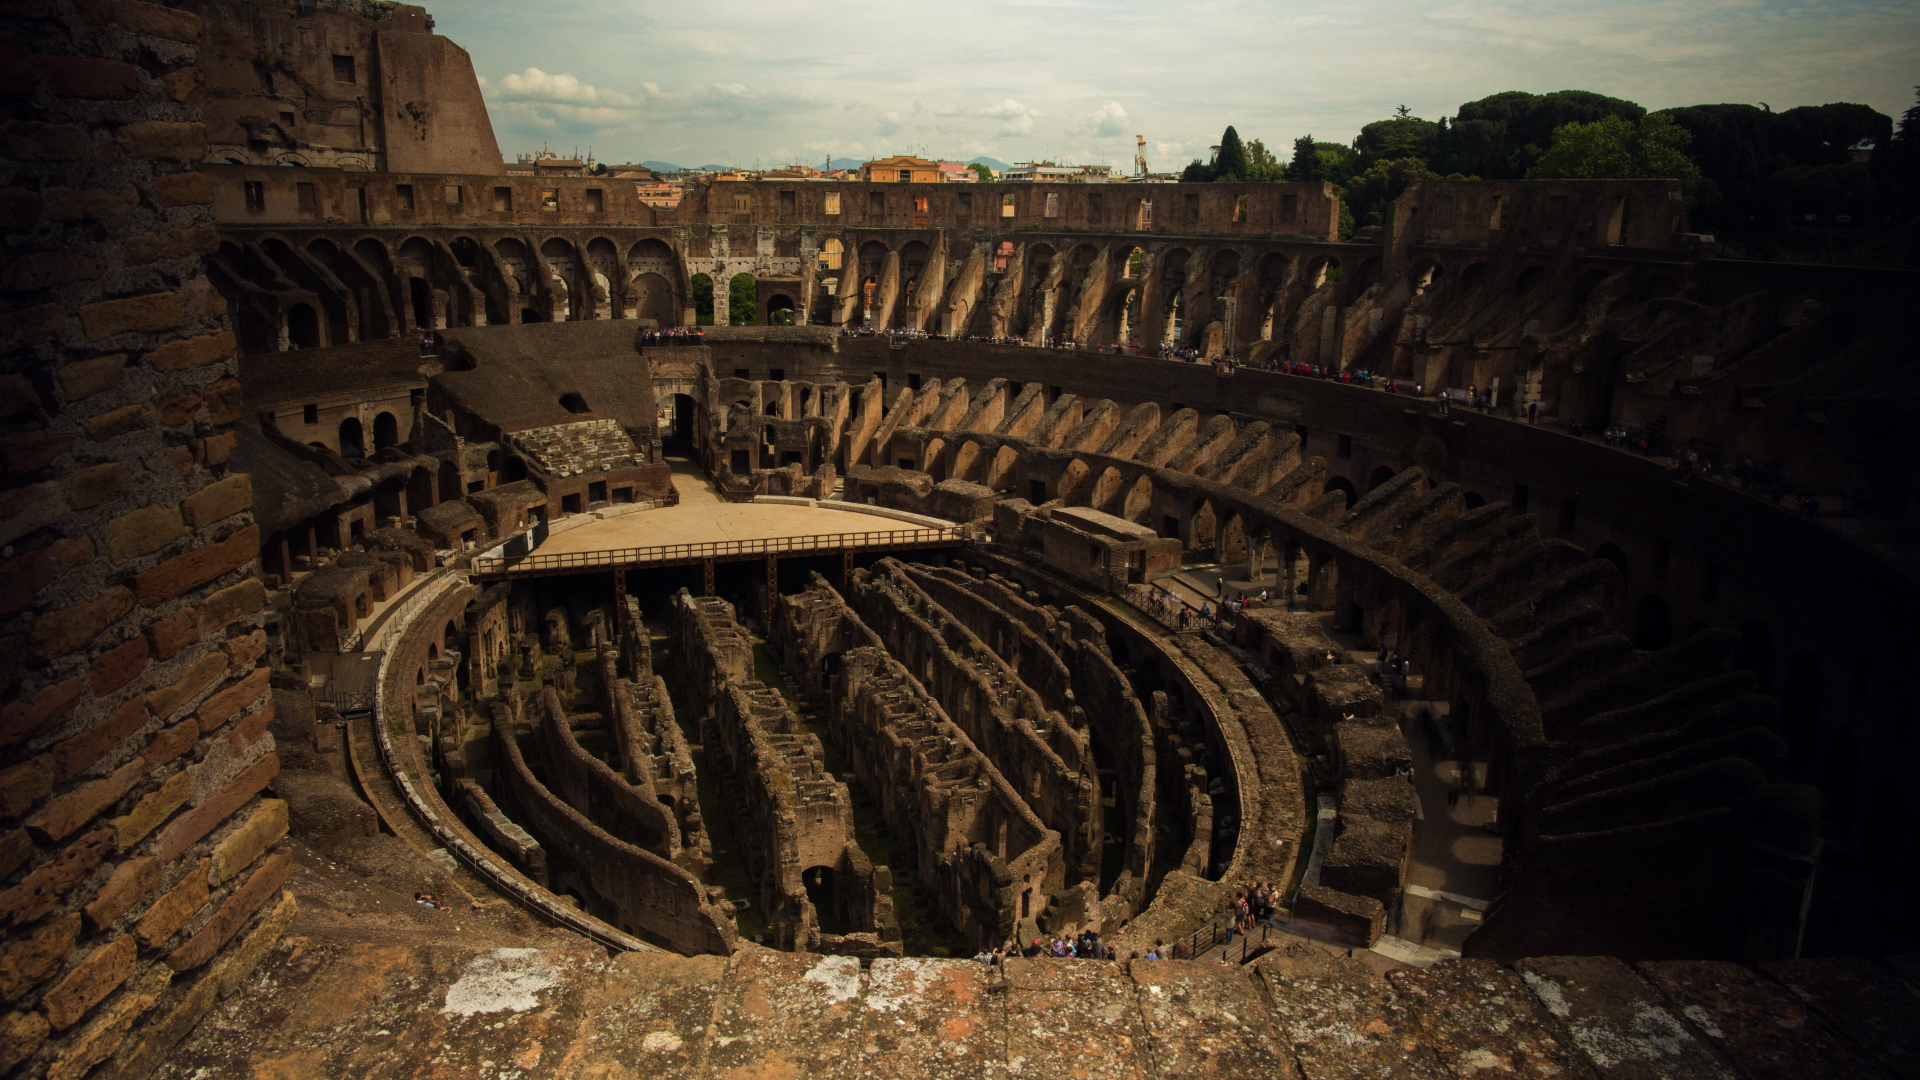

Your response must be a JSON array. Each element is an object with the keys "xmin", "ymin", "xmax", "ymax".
[
  {"xmin": 1366, "ymin": 465, "xmax": 1397, "ymax": 492},
  {"xmin": 1123, "ymin": 474, "xmax": 1154, "ymax": 523},
  {"xmin": 584, "ymin": 236, "xmax": 620, "ymax": 319},
  {"xmin": 1459, "ymin": 261, "xmax": 1493, "ymax": 293},
  {"xmin": 1188, "ymin": 497, "xmax": 1217, "ymax": 552},
  {"xmin": 1593, "ymin": 543, "xmax": 1629, "ymax": 585},
  {"xmin": 1057, "ymin": 458, "xmax": 1092, "ymax": 505},
  {"xmin": 1461, "ymin": 491, "xmax": 1487, "ymax": 509},
  {"xmin": 632, "ymin": 273, "xmax": 676, "ymax": 326},
  {"xmin": 1322, "ymin": 476, "xmax": 1357, "ymax": 508},
  {"xmin": 286, "ymin": 302, "xmax": 321, "ymax": 350},
  {"xmin": 1219, "ymin": 512, "xmax": 1248, "ymax": 566},
  {"xmin": 766, "ymin": 294, "xmax": 796, "ymax": 325},
  {"xmin": 541, "ymin": 237, "xmax": 580, "ymax": 319},
  {"xmin": 338, "ymin": 416, "xmax": 364, "ymax": 458},
  {"xmin": 373, "ymin": 411, "xmax": 399, "ymax": 450},
  {"xmin": 438, "ymin": 459, "xmax": 461, "ymax": 502},
  {"xmin": 987, "ymin": 445, "xmax": 1021, "ymax": 491},
  {"xmin": 951, "ymin": 440, "xmax": 984, "ymax": 483},
  {"xmin": 1090, "ymin": 466, "xmax": 1126, "ymax": 514}
]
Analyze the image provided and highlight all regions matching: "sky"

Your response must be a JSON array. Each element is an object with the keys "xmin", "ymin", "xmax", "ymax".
[{"xmin": 434, "ymin": 0, "xmax": 1920, "ymax": 171}]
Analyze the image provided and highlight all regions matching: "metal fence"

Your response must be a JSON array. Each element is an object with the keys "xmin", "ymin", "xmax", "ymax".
[{"xmin": 473, "ymin": 526, "xmax": 967, "ymax": 576}]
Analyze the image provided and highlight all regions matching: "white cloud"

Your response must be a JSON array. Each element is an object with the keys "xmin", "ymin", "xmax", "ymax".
[
  {"xmin": 876, "ymin": 111, "xmax": 904, "ymax": 137},
  {"xmin": 1084, "ymin": 101, "xmax": 1129, "ymax": 138},
  {"xmin": 493, "ymin": 67, "xmax": 633, "ymax": 107}
]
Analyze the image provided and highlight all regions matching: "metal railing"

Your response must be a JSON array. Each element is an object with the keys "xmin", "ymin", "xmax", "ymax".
[
  {"xmin": 473, "ymin": 526, "xmax": 967, "ymax": 576},
  {"xmin": 1166, "ymin": 915, "xmax": 1277, "ymax": 963}
]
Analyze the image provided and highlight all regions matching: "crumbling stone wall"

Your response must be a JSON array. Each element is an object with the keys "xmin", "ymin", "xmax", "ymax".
[
  {"xmin": 773, "ymin": 575, "xmax": 1064, "ymax": 948},
  {"xmin": 672, "ymin": 592, "xmax": 897, "ymax": 955},
  {"xmin": 0, "ymin": 3, "xmax": 310, "ymax": 1075}
]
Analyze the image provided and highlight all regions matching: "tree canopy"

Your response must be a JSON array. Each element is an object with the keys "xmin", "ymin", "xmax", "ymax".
[{"xmin": 1527, "ymin": 113, "xmax": 1702, "ymax": 183}]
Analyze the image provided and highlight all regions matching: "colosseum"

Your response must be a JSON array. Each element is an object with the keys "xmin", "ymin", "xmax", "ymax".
[{"xmin": 3, "ymin": 1, "xmax": 1918, "ymax": 1077}]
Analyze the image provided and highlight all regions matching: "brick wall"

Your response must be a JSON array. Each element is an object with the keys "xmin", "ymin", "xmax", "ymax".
[{"xmin": 0, "ymin": 2, "xmax": 294, "ymax": 1077}]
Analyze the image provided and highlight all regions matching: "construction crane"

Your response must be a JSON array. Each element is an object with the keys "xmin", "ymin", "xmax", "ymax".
[{"xmin": 1134, "ymin": 135, "xmax": 1149, "ymax": 178}]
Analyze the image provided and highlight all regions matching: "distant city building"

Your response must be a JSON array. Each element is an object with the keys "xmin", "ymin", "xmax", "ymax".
[
  {"xmin": 859, "ymin": 155, "xmax": 942, "ymax": 183},
  {"xmin": 938, "ymin": 162, "xmax": 978, "ymax": 182},
  {"xmin": 505, "ymin": 145, "xmax": 597, "ymax": 176},
  {"xmin": 1002, "ymin": 161, "xmax": 1116, "ymax": 183},
  {"xmin": 634, "ymin": 179, "xmax": 682, "ymax": 209}
]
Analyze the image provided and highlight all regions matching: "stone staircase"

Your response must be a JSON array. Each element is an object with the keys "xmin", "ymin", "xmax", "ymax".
[{"xmin": 508, "ymin": 418, "xmax": 645, "ymax": 478}]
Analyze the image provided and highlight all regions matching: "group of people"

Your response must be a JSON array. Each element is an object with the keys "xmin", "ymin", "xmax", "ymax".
[
  {"xmin": 641, "ymin": 327, "xmax": 706, "ymax": 348},
  {"xmin": 971, "ymin": 928, "xmax": 1188, "ymax": 971},
  {"xmin": 1221, "ymin": 881, "xmax": 1286, "ymax": 944}
]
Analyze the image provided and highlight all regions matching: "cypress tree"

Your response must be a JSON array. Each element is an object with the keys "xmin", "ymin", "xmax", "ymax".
[{"xmin": 1215, "ymin": 125, "xmax": 1249, "ymax": 182}]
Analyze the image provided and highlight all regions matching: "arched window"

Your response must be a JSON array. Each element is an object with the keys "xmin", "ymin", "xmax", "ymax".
[
  {"xmin": 286, "ymin": 303, "xmax": 320, "ymax": 350},
  {"xmin": 338, "ymin": 416, "xmax": 364, "ymax": 458},
  {"xmin": 372, "ymin": 411, "xmax": 399, "ymax": 450}
]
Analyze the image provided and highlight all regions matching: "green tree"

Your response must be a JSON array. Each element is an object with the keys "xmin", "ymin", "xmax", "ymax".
[
  {"xmin": 1214, "ymin": 125, "xmax": 1250, "ymax": 182},
  {"xmin": 691, "ymin": 272, "xmax": 714, "ymax": 325},
  {"xmin": 1181, "ymin": 158, "xmax": 1210, "ymax": 182},
  {"xmin": 728, "ymin": 272, "xmax": 757, "ymax": 325},
  {"xmin": 1285, "ymin": 135, "xmax": 1324, "ymax": 183},
  {"xmin": 1527, "ymin": 113, "xmax": 1703, "ymax": 187},
  {"xmin": 1355, "ymin": 116, "xmax": 1439, "ymax": 165},
  {"xmin": 1243, "ymin": 138, "xmax": 1284, "ymax": 182},
  {"xmin": 968, "ymin": 162, "xmax": 994, "ymax": 183},
  {"xmin": 1342, "ymin": 157, "xmax": 1444, "ymax": 230},
  {"xmin": 1436, "ymin": 89, "xmax": 1646, "ymax": 177}
]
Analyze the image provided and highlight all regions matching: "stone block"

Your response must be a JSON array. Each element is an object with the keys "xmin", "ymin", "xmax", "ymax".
[
  {"xmin": 42, "ymin": 185, "xmax": 134, "ymax": 222},
  {"xmin": 201, "ymin": 430, "xmax": 236, "ymax": 465},
  {"xmin": 0, "ymin": 831, "xmax": 27, "ymax": 880},
  {"xmin": 45, "ymin": 966, "xmax": 168, "ymax": 1080},
  {"xmin": 1, "ymin": 249, "xmax": 107, "ymax": 290},
  {"xmin": 157, "ymin": 64, "xmax": 202, "ymax": 103},
  {"xmin": 25, "ymin": 757, "xmax": 144, "ymax": 843},
  {"xmin": 144, "ymin": 651, "xmax": 225, "ymax": 721},
  {"xmin": 134, "ymin": 859, "xmax": 208, "ymax": 949},
  {"xmin": 0, "ymin": 550, "xmax": 54, "ymax": 620},
  {"xmin": 0, "ymin": 375, "xmax": 42, "ymax": 418},
  {"xmin": 144, "ymin": 330, "xmax": 231, "ymax": 373},
  {"xmin": 130, "ymin": 525, "xmax": 258, "ymax": 606},
  {"xmin": 30, "ymin": 586, "xmax": 134, "ymax": 659},
  {"xmin": 152, "ymin": 172, "xmax": 212, "ymax": 207},
  {"xmin": 82, "ymin": 404, "xmax": 154, "ymax": 442},
  {"xmin": 193, "ymin": 666, "xmax": 268, "ymax": 733},
  {"xmin": 50, "ymin": 695, "xmax": 148, "ymax": 780},
  {"xmin": 202, "ymin": 377, "xmax": 243, "ymax": 424},
  {"xmin": 0, "ymin": 756, "xmax": 52, "ymax": 818},
  {"xmin": 0, "ymin": 912, "xmax": 79, "ymax": 1000},
  {"xmin": 84, "ymin": 855, "xmax": 159, "ymax": 931},
  {"xmin": 187, "ymin": 715, "xmax": 273, "ymax": 804},
  {"xmin": 214, "ymin": 889, "xmax": 295, "ymax": 998},
  {"xmin": 165, "ymin": 847, "xmax": 289, "ymax": 971},
  {"xmin": 0, "ymin": 431, "xmax": 74, "ymax": 473},
  {"xmin": 0, "ymin": 481, "xmax": 64, "ymax": 546},
  {"xmin": 0, "ymin": 1009, "xmax": 48, "ymax": 1074},
  {"xmin": 122, "ymin": 225, "xmax": 217, "ymax": 265},
  {"xmin": 210, "ymin": 798, "xmax": 286, "ymax": 884},
  {"xmin": 0, "ymin": 303, "xmax": 65, "ymax": 351},
  {"xmin": 80, "ymin": 293, "xmax": 180, "ymax": 340},
  {"xmin": 67, "ymin": 462, "xmax": 126, "ymax": 511},
  {"xmin": 111, "ymin": 121, "xmax": 205, "ymax": 161},
  {"xmin": 157, "ymin": 393, "xmax": 199, "ymax": 426},
  {"xmin": 181, "ymin": 475, "xmax": 251, "ymax": 530},
  {"xmin": 141, "ymin": 722, "xmax": 194, "ymax": 769},
  {"xmin": 0, "ymin": 121, "xmax": 87, "ymax": 161},
  {"xmin": 222, "ymin": 630, "xmax": 265, "ymax": 670},
  {"xmin": 142, "ymin": 609, "xmax": 198, "ymax": 660},
  {"xmin": 110, "ymin": 769, "xmax": 188, "ymax": 850},
  {"xmin": 39, "ymin": 934, "xmax": 134, "ymax": 1030},
  {"xmin": 0, "ymin": 828, "xmax": 112, "ymax": 929},
  {"xmin": 56, "ymin": 354, "xmax": 125, "ymax": 401},
  {"xmin": 154, "ymin": 754, "xmax": 278, "ymax": 862},
  {"xmin": 88, "ymin": 636, "xmax": 149, "ymax": 695},
  {"xmin": 0, "ymin": 676, "xmax": 82, "ymax": 748},
  {"xmin": 36, "ymin": 55, "xmax": 135, "ymax": 98},
  {"xmin": 106, "ymin": 505, "xmax": 183, "ymax": 564}
]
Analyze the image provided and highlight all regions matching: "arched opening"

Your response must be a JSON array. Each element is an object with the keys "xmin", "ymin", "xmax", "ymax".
[
  {"xmin": 1188, "ymin": 499, "xmax": 1217, "ymax": 553},
  {"xmin": 728, "ymin": 272, "xmax": 757, "ymax": 325},
  {"xmin": 664, "ymin": 394, "xmax": 696, "ymax": 454},
  {"xmin": 1090, "ymin": 467, "xmax": 1125, "ymax": 515},
  {"xmin": 1322, "ymin": 476, "xmax": 1356, "ymax": 509},
  {"xmin": 1779, "ymin": 652, "xmax": 1825, "ymax": 782},
  {"xmin": 1461, "ymin": 491, "xmax": 1487, "ymax": 510},
  {"xmin": 372, "ymin": 411, "xmax": 399, "ymax": 450},
  {"xmin": 690, "ymin": 272, "xmax": 714, "ymax": 324},
  {"xmin": 802, "ymin": 866, "xmax": 848, "ymax": 935},
  {"xmin": 1630, "ymin": 594, "xmax": 1671, "ymax": 650},
  {"xmin": 338, "ymin": 416, "xmax": 365, "ymax": 458},
  {"xmin": 520, "ymin": 307, "xmax": 543, "ymax": 323},
  {"xmin": 1593, "ymin": 543, "xmax": 1629, "ymax": 585},
  {"xmin": 438, "ymin": 460, "xmax": 461, "ymax": 502},
  {"xmin": 559, "ymin": 392, "xmax": 591, "ymax": 415},
  {"xmin": 409, "ymin": 277, "xmax": 434, "ymax": 330},
  {"xmin": 1366, "ymin": 465, "xmax": 1397, "ymax": 492},
  {"xmin": 766, "ymin": 294, "xmax": 796, "ymax": 325},
  {"xmin": 1732, "ymin": 618, "xmax": 1776, "ymax": 692},
  {"xmin": 1123, "ymin": 475, "xmax": 1154, "ymax": 523},
  {"xmin": 503, "ymin": 455, "xmax": 528, "ymax": 482},
  {"xmin": 286, "ymin": 303, "xmax": 321, "ymax": 350}
]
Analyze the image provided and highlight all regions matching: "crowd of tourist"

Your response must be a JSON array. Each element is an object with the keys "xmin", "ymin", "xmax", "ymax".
[{"xmin": 642, "ymin": 327, "xmax": 707, "ymax": 348}]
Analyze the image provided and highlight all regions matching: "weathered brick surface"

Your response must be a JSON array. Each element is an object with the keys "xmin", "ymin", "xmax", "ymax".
[
  {"xmin": 180, "ymin": 475, "xmax": 251, "ymax": 529},
  {"xmin": 79, "ymin": 293, "xmax": 181, "ymax": 341},
  {"xmin": 144, "ymin": 330, "xmax": 231, "ymax": 373},
  {"xmin": 30, "ymin": 587, "xmax": 135, "ymax": 659},
  {"xmin": 0, "ymin": 481, "xmax": 66, "ymax": 547},
  {"xmin": 0, "ymin": 432, "xmax": 74, "ymax": 475},
  {"xmin": 134, "ymin": 861, "xmax": 209, "ymax": 950},
  {"xmin": 41, "ymin": 186, "xmax": 135, "ymax": 222},
  {"xmin": 0, "ymin": 756, "xmax": 53, "ymax": 818},
  {"xmin": 47, "ymin": 966, "xmax": 169, "ymax": 1080},
  {"xmin": 164, "ymin": 848, "xmax": 290, "ymax": 971},
  {"xmin": 112, "ymin": 121, "xmax": 207, "ymax": 161},
  {"xmin": 75, "ymin": 0, "xmax": 204, "ymax": 42},
  {"xmin": 66, "ymin": 461, "xmax": 127, "ymax": 509},
  {"xmin": 144, "ymin": 652, "xmax": 226, "ymax": 722},
  {"xmin": 0, "ymin": 913, "xmax": 80, "ymax": 1001},
  {"xmin": 0, "ymin": 677, "xmax": 81, "ymax": 748},
  {"xmin": 192, "ymin": 666, "xmax": 267, "ymax": 734},
  {"xmin": 84, "ymin": 856, "xmax": 160, "ymax": 932},
  {"xmin": 55, "ymin": 353, "xmax": 126, "ymax": 401},
  {"xmin": 26, "ymin": 758, "xmax": 145, "ymax": 843},
  {"xmin": 213, "ymin": 890, "xmax": 295, "ymax": 998},
  {"xmin": 142, "ymin": 609, "xmax": 199, "ymax": 661},
  {"xmin": 50, "ymin": 696, "xmax": 149, "ymax": 780},
  {"xmin": 130, "ymin": 525, "xmax": 258, "ymax": 606},
  {"xmin": 109, "ymin": 770, "xmax": 189, "ymax": 850},
  {"xmin": 40, "ymin": 935, "xmax": 136, "ymax": 1030},
  {"xmin": 122, "ymin": 225, "xmax": 218, "ymax": 265},
  {"xmin": 154, "ymin": 754, "xmax": 278, "ymax": 862},
  {"xmin": 106, "ymin": 505, "xmax": 184, "ymax": 564},
  {"xmin": 152, "ymin": 172, "xmax": 212, "ymax": 207},
  {"xmin": 0, "ymin": 829, "xmax": 113, "ymax": 929},
  {"xmin": 141, "ymin": 722, "xmax": 195, "ymax": 769},
  {"xmin": 36, "ymin": 55, "xmax": 137, "ymax": 99},
  {"xmin": 82, "ymin": 404, "xmax": 154, "ymax": 443},
  {"xmin": 210, "ymin": 799, "xmax": 286, "ymax": 884},
  {"xmin": 88, "ymin": 637, "xmax": 150, "ymax": 696},
  {"xmin": 1, "ymin": 249, "xmax": 107, "ymax": 289},
  {"xmin": 198, "ymin": 580, "xmax": 264, "ymax": 637},
  {"xmin": 0, "ymin": 1008, "xmax": 49, "ymax": 1073}
]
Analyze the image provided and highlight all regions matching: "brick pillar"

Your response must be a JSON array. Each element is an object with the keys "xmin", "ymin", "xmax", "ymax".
[{"xmin": 0, "ymin": 4, "xmax": 294, "ymax": 1077}]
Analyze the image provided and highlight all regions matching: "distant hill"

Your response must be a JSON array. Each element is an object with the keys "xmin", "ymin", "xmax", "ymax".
[
  {"xmin": 968, "ymin": 156, "xmax": 1011, "ymax": 172},
  {"xmin": 828, "ymin": 157, "xmax": 864, "ymax": 172},
  {"xmin": 639, "ymin": 160, "xmax": 681, "ymax": 173}
]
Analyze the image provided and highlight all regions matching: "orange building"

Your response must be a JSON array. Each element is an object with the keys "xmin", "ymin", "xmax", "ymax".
[{"xmin": 859, "ymin": 154, "xmax": 941, "ymax": 183}]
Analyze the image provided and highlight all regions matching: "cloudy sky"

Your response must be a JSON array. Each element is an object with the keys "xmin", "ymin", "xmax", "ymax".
[{"xmin": 437, "ymin": 0, "xmax": 1920, "ymax": 170}]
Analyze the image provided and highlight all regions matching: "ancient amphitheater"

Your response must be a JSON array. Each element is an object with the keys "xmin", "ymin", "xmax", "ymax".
[{"xmin": 3, "ymin": 1, "xmax": 1919, "ymax": 1077}]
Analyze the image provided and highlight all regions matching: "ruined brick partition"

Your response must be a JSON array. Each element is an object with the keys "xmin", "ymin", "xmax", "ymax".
[{"xmin": 1, "ymin": 3, "xmax": 301, "ymax": 1076}]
